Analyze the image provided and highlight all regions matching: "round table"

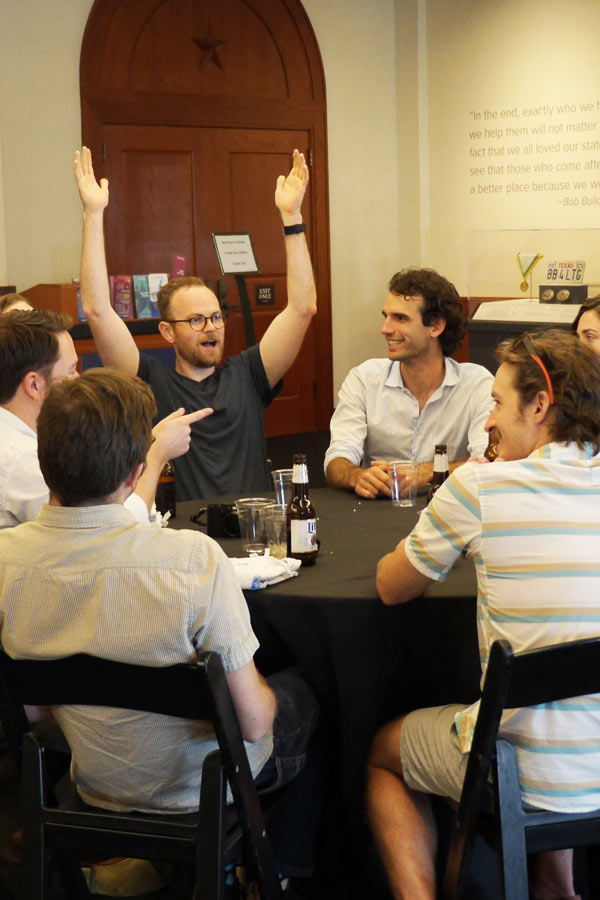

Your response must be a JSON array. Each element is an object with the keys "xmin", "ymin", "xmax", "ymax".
[{"xmin": 172, "ymin": 488, "xmax": 481, "ymax": 897}]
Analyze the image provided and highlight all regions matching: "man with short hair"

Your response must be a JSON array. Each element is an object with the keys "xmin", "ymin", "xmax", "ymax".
[
  {"xmin": 74, "ymin": 145, "xmax": 317, "ymax": 501},
  {"xmin": 0, "ymin": 309, "xmax": 210, "ymax": 528},
  {"xmin": 0, "ymin": 368, "xmax": 318, "ymax": 880},
  {"xmin": 369, "ymin": 329, "xmax": 600, "ymax": 900},
  {"xmin": 0, "ymin": 293, "xmax": 32, "ymax": 313},
  {"xmin": 324, "ymin": 268, "xmax": 493, "ymax": 498}
]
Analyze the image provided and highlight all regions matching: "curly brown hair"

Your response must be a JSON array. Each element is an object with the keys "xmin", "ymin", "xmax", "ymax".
[
  {"xmin": 387, "ymin": 268, "xmax": 466, "ymax": 356},
  {"xmin": 496, "ymin": 329, "xmax": 600, "ymax": 453}
]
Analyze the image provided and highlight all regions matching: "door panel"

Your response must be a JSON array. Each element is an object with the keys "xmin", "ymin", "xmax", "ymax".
[{"xmin": 104, "ymin": 124, "xmax": 317, "ymax": 434}]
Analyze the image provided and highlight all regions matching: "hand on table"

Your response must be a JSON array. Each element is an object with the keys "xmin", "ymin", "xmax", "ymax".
[{"xmin": 353, "ymin": 460, "xmax": 391, "ymax": 499}]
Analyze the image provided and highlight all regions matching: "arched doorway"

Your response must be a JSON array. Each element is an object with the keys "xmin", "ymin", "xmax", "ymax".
[{"xmin": 80, "ymin": 0, "xmax": 332, "ymax": 434}]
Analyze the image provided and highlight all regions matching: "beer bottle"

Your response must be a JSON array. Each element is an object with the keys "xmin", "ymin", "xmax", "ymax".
[
  {"xmin": 427, "ymin": 443, "xmax": 449, "ymax": 504},
  {"xmin": 155, "ymin": 460, "xmax": 176, "ymax": 520},
  {"xmin": 484, "ymin": 427, "xmax": 499, "ymax": 461},
  {"xmin": 287, "ymin": 453, "xmax": 318, "ymax": 566}
]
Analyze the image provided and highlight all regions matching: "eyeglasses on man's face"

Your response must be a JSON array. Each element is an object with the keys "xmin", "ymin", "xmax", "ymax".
[{"xmin": 167, "ymin": 312, "xmax": 225, "ymax": 332}]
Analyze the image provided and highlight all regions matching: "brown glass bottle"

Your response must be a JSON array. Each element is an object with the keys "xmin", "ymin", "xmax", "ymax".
[
  {"xmin": 427, "ymin": 443, "xmax": 449, "ymax": 504},
  {"xmin": 155, "ymin": 460, "xmax": 176, "ymax": 519},
  {"xmin": 287, "ymin": 453, "xmax": 318, "ymax": 566},
  {"xmin": 484, "ymin": 428, "xmax": 499, "ymax": 461}
]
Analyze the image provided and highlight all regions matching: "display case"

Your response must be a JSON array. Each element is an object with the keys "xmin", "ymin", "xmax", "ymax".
[{"xmin": 466, "ymin": 229, "xmax": 600, "ymax": 371}]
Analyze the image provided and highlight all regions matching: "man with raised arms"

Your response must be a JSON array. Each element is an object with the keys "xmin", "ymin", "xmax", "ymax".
[{"xmin": 75, "ymin": 146, "xmax": 317, "ymax": 501}]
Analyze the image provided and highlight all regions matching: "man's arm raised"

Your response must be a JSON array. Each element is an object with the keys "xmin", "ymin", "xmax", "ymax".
[
  {"xmin": 259, "ymin": 149, "xmax": 317, "ymax": 388},
  {"xmin": 74, "ymin": 147, "xmax": 140, "ymax": 375}
]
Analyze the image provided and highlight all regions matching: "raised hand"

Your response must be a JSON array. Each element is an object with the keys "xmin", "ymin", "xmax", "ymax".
[
  {"xmin": 74, "ymin": 146, "xmax": 109, "ymax": 212},
  {"xmin": 275, "ymin": 149, "xmax": 309, "ymax": 222}
]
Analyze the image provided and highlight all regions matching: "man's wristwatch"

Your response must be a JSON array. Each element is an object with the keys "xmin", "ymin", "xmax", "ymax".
[{"xmin": 283, "ymin": 223, "xmax": 306, "ymax": 235}]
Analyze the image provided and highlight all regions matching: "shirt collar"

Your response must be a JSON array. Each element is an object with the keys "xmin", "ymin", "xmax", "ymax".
[
  {"xmin": 384, "ymin": 356, "xmax": 459, "ymax": 390},
  {"xmin": 528, "ymin": 441, "xmax": 600, "ymax": 463},
  {"xmin": 36, "ymin": 503, "xmax": 137, "ymax": 529},
  {"xmin": 0, "ymin": 406, "xmax": 37, "ymax": 439}
]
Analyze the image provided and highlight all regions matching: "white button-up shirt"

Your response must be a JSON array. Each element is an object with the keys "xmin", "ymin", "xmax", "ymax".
[
  {"xmin": 324, "ymin": 357, "xmax": 493, "ymax": 473},
  {"xmin": 0, "ymin": 407, "xmax": 48, "ymax": 528},
  {"xmin": 0, "ymin": 503, "xmax": 270, "ymax": 812}
]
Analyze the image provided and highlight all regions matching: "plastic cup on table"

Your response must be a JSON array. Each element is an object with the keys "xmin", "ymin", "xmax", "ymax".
[
  {"xmin": 271, "ymin": 469, "xmax": 294, "ymax": 507},
  {"xmin": 234, "ymin": 498, "xmax": 271, "ymax": 554},
  {"xmin": 388, "ymin": 461, "xmax": 419, "ymax": 508},
  {"xmin": 263, "ymin": 503, "xmax": 288, "ymax": 560}
]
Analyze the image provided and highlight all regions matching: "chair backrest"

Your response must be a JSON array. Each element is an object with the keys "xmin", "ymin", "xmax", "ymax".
[
  {"xmin": 0, "ymin": 649, "xmax": 280, "ymax": 895},
  {"xmin": 444, "ymin": 636, "xmax": 600, "ymax": 899},
  {"xmin": 470, "ymin": 636, "xmax": 600, "ymax": 796}
]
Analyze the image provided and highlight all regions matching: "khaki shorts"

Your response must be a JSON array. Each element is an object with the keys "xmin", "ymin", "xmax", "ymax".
[{"xmin": 399, "ymin": 704, "xmax": 469, "ymax": 804}]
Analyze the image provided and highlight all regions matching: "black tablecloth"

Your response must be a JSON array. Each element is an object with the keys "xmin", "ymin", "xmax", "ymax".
[{"xmin": 173, "ymin": 488, "xmax": 482, "ymax": 895}]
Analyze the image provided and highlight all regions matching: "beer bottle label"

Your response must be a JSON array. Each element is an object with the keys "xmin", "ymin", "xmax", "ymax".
[{"xmin": 290, "ymin": 518, "xmax": 317, "ymax": 553}]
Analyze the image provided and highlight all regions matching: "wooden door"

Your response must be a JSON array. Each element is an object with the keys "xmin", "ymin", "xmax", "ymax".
[{"xmin": 104, "ymin": 124, "xmax": 317, "ymax": 435}]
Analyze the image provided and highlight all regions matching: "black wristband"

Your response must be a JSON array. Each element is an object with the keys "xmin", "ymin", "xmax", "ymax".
[{"xmin": 283, "ymin": 223, "xmax": 306, "ymax": 235}]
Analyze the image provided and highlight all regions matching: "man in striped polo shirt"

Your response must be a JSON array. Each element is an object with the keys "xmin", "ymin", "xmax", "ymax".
[
  {"xmin": 324, "ymin": 267, "xmax": 493, "ymax": 499},
  {"xmin": 369, "ymin": 329, "xmax": 600, "ymax": 900}
]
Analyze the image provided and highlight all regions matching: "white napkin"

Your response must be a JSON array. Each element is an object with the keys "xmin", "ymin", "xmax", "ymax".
[{"xmin": 230, "ymin": 554, "xmax": 302, "ymax": 590}]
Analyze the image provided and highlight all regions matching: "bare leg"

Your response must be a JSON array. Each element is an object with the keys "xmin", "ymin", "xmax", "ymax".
[
  {"xmin": 367, "ymin": 717, "xmax": 437, "ymax": 900},
  {"xmin": 530, "ymin": 849, "xmax": 576, "ymax": 900}
]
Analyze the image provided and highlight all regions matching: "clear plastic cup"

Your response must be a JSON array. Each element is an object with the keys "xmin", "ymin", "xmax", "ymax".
[
  {"xmin": 263, "ymin": 503, "xmax": 288, "ymax": 560},
  {"xmin": 234, "ymin": 498, "xmax": 271, "ymax": 554},
  {"xmin": 388, "ymin": 461, "xmax": 419, "ymax": 508},
  {"xmin": 271, "ymin": 469, "xmax": 294, "ymax": 507}
]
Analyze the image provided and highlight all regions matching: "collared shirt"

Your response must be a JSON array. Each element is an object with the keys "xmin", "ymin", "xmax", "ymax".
[
  {"xmin": 0, "ymin": 504, "xmax": 271, "ymax": 812},
  {"xmin": 0, "ymin": 407, "xmax": 48, "ymax": 528},
  {"xmin": 324, "ymin": 357, "xmax": 493, "ymax": 474},
  {"xmin": 405, "ymin": 442, "xmax": 600, "ymax": 812},
  {"xmin": 0, "ymin": 407, "xmax": 150, "ymax": 529}
]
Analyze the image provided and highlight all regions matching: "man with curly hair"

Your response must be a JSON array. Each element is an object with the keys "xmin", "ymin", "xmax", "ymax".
[
  {"xmin": 371, "ymin": 330, "xmax": 600, "ymax": 900},
  {"xmin": 324, "ymin": 268, "xmax": 493, "ymax": 498}
]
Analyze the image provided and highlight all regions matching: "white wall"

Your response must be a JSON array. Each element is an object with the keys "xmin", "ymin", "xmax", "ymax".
[
  {"xmin": 303, "ymin": 0, "xmax": 402, "ymax": 394},
  {"xmin": 0, "ymin": 133, "xmax": 7, "ymax": 286},
  {"xmin": 0, "ymin": 0, "xmax": 95, "ymax": 288},
  {"xmin": 425, "ymin": 0, "xmax": 600, "ymax": 295}
]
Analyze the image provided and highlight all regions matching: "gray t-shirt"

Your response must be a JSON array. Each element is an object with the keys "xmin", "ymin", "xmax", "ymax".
[{"xmin": 138, "ymin": 345, "xmax": 280, "ymax": 501}]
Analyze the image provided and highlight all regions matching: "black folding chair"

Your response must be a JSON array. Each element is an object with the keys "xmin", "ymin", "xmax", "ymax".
[
  {"xmin": 443, "ymin": 637, "xmax": 600, "ymax": 899},
  {"xmin": 0, "ymin": 650, "xmax": 283, "ymax": 900}
]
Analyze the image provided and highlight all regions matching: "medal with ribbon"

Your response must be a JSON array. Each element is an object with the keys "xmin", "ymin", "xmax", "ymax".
[{"xmin": 516, "ymin": 252, "xmax": 543, "ymax": 292}]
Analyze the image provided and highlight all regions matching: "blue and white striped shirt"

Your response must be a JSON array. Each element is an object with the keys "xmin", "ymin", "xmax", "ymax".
[{"xmin": 405, "ymin": 442, "xmax": 600, "ymax": 812}]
